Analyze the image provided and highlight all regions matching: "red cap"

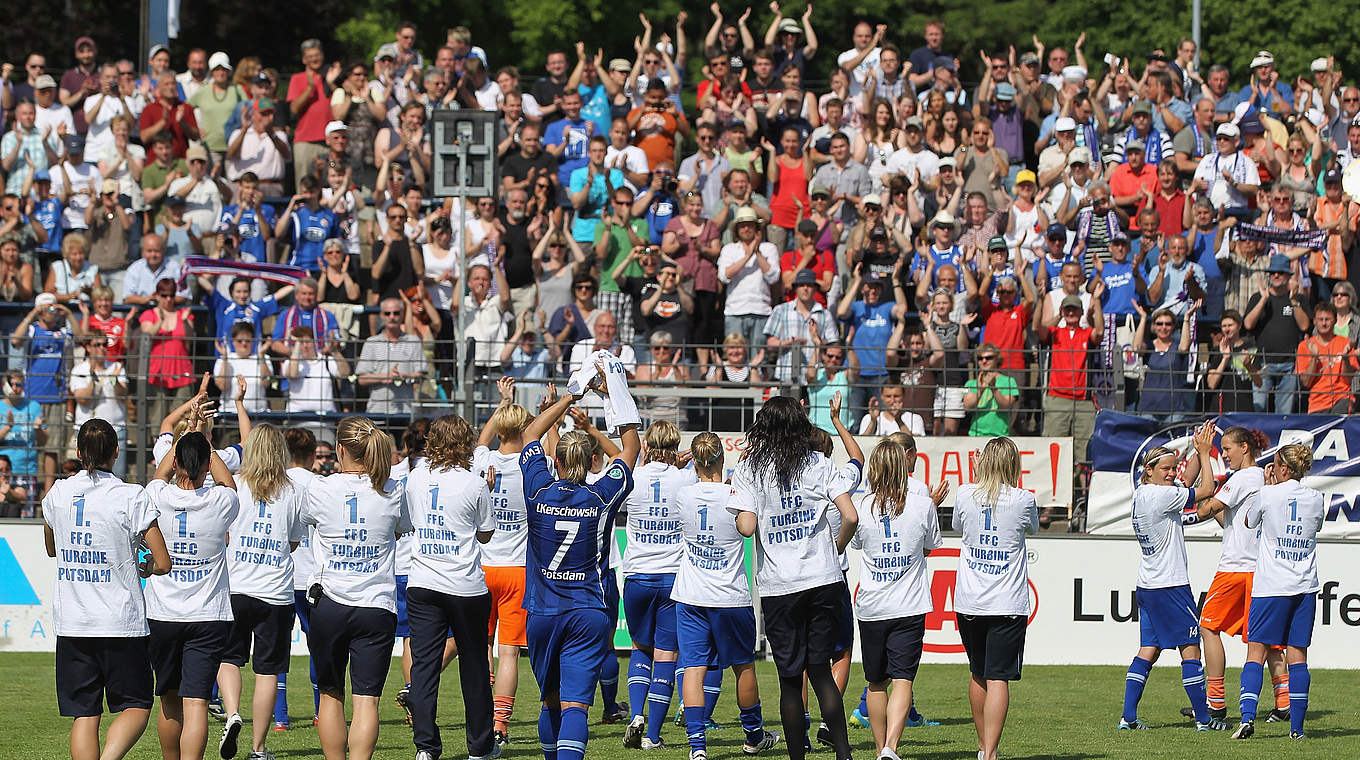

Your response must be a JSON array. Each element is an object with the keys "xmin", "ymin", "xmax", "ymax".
[{"xmin": 74, "ymin": 36, "xmax": 97, "ymax": 51}]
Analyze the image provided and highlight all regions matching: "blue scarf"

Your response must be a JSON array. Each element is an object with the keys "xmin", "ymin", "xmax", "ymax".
[
  {"xmin": 1124, "ymin": 126, "xmax": 1165, "ymax": 164},
  {"xmin": 1189, "ymin": 121, "xmax": 1205, "ymax": 158}
]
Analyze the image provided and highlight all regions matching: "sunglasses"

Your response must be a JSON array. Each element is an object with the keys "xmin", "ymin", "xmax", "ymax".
[
  {"xmin": 978, "ymin": 354, "xmax": 998, "ymax": 361},
  {"xmin": 1344, "ymin": 97, "xmax": 1360, "ymax": 103},
  {"xmin": 381, "ymin": 310, "xmax": 403, "ymax": 316},
  {"xmin": 1154, "ymin": 321, "xmax": 1175, "ymax": 327},
  {"xmin": 575, "ymin": 284, "xmax": 596, "ymax": 291},
  {"xmin": 823, "ymin": 353, "xmax": 844, "ymax": 360},
  {"xmin": 387, "ymin": 214, "xmax": 407, "ymax": 221}
]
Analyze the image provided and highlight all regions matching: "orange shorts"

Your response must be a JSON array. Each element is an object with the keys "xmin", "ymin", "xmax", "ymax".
[
  {"xmin": 485, "ymin": 565, "xmax": 528, "ymax": 647},
  {"xmin": 1198, "ymin": 571, "xmax": 1254, "ymax": 637}
]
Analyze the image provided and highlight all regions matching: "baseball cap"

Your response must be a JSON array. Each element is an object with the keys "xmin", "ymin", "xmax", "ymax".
[
  {"xmin": 1125, "ymin": 139, "xmax": 1146, "ymax": 153},
  {"xmin": 1130, "ymin": 101, "xmax": 1153, "ymax": 116},
  {"xmin": 903, "ymin": 115, "xmax": 925, "ymax": 130},
  {"xmin": 987, "ymin": 235, "xmax": 1008, "ymax": 251},
  {"xmin": 1109, "ymin": 230, "xmax": 1130, "ymax": 245},
  {"xmin": 1062, "ymin": 65, "xmax": 1087, "ymax": 82},
  {"xmin": 34, "ymin": 74, "xmax": 57, "ymax": 90},
  {"xmin": 252, "ymin": 96, "xmax": 276, "ymax": 112},
  {"xmin": 862, "ymin": 193, "xmax": 882, "ymax": 207},
  {"xmin": 148, "ymin": 44, "xmax": 169, "ymax": 60},
  {"xmin": 608, "ymin": 58, "xmax": 631, "ymax": 73},
  {"xmin": 933, "ymin": 55, "xmax": 955, "ymax": 72},
  {"xmin": 253, "ymin": 71, "xmax": 272, "ymax": 86},
  {"xmin": 74, "ymin": 37, "xmax": 96, "ymax": 52},
  {"xmin": 99, "ymin": 178, "xmax": 118, "ymax": 195},
  {"xmin": 1060, "ymin": 295, "xmax": 1084, "ymax": 312},
  {"xmin": 325, "ymin": 120, "xmax": 348, "ymax": 136},
  {"xmin": 33, "ymin": 169, "xmax": 51, "ymax": 182},
  {"xmin": 34, "ymin": 292, "xmax": 57, "ymax": 308},
  {"xmin": 809, "ymin": 185, "xmax": 831, "ymax": 198},
  {"xmin": 1239, "ymin": 114, "xmax": 1265, "ymax": 135},
  {"xmin": 1250, "ymin": 50, "xmax": 1275, "ymax": 69},
  {"xmin": 1311, "ymin": 57, "xmax": 1330, "ymax": 73},
  {"xmin": 1015, "ymin": 169, "xmax": 1037, "ymax": 186},
  {"xmin": 778, "ymin": 18, "xmax": 801, "ymax": 34},
  {"xmin": 64, "ymin": 134, "xmax": 85, "ymax": 153},
  {"xmin": 1068, "ymin": 147, "xmax": 1092, "ymax": 165},
  {"xmin": 995, "ymin": 82, "xmax": 1017, "ymax": 101},
  {"xmin": 185, "ymin": 144, "xmax": 209, "ymax": 163},
  {"xmin": 1054, "ymin": 116, "xmax": 1077, "ymax": 132},
  {"xmin": 1020, "ymin": 51, "xmax": 1040, "ymax": 65},
  {"xmin": 938, "ymin": 156, "xmax": 957, "ymax": 170},
  {"xmin": 793, "ymin": 268, "xmax": 817, "ymax": 286},
  {"xmin": 208, "ymin": 51, "xmax": 232, "ymax": 71},
  {"xmin": 374, "ymin": 42, "xmax": 399, "ymax": 62},
  {"xmin": 796, "ymin": 219, "xmax": 819, "ymax": 237},
  {"xmin": 1216, "ymin": 122, "xmax": 1241, "ymax": 138},
  {"xmin": 1046, "ymin": 223, "xmax": 1068, "ymax": 240},
  {"xmin": 1324, "ymin": 168, "xmax": 1343, "ymax": 184},
  {"xmin": 869, "ymin": 225, "xmax": 888, "ymax": 240}
]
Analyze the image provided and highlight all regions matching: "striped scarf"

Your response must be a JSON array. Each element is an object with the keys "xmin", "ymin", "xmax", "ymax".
[
  {"xmin": 1124, "ymin": 126, "xmax": 1164, "ymax": 163},
  {"xmin": 180, "ymin": 257, "xmax": 308, "ymax": 286},
  {"xmin": 1077, "ymin": 118, "xmax": 1099, "ymax": 157},
  {"xmin": 1188, "ymin": 121, "xmax": 1205, "ymax": 157},
  {"xmin": 1233, "ymin": 221, "xmax": 1327, "ymax": 250},
  {"xmin": 281, "ymin": 305, "xmax": 339, "ymax": 352}
]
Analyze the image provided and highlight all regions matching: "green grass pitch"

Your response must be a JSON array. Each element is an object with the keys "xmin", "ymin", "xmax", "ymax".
[{"xmin": 1, "ymin": 654, "xmax": 1354, "ymax": 758}]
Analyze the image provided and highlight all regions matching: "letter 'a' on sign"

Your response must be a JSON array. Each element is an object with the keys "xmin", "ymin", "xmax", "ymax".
[
  {"xmin": 0, "ymin": 538, "xmax": 40, "ymax": 605},
  {"xmin": 432, "ymin": 110, "xmax": 500, "ymax": 198}
]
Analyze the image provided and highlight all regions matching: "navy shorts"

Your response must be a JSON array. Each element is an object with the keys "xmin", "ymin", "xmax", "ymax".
[
  {"xmin": 1137, "ymin": 585, "xmax": 1201, "ymax": 650},
  {"xmin": 306, "ymin": 595, "xmax": 397, "ymax": 697},
  {"xmin": 676, "ymin": 603, "xmax": 756, "ymax": 670},
  {"xmin": 760, "ymin": 582, "xmax": 845, "ymax": 678},
  {"xmin": 859, "ymin": 615, "xmax": 926, "ymax": 683},
  {"xmin": 222, "ymin": 594, "xmax": 295, "ymax": 675},
  {"xmin": 623, "ymin": 575, "xmax": 677, "ymax": 651},
  {"xmin": 56, "ymin": 636, "xmax": 153, "ymax": 717},
  {"xmin": 527, "ymin": 608, "xmax": 612, "ymax": 704},
  {"xmin": 148, "ymin": 620, "xmax": 232, "ymax": 699},
  {"xmin": 956, "ymin": 613, "xmax": 1026, "ymax": 682},
  {"xmin": 396, "ymin": 574, "xmax": 410, "ymax": 638},
  {"xmin": 834, "ymin": 581, "xmax": 855, "ymax": 653},
  {"xmin": 1247, "ymin": 593, "xmax": 1316, "ymax": 649}
]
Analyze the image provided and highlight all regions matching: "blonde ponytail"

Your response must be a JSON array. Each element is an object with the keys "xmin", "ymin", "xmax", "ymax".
[
  {"xmin": 337, "ymin": 416, "xmax": 394, "ymax": 493},
  {"xmin": 557, "ymin": 430, "xmax": 594, "ymax": 483}
]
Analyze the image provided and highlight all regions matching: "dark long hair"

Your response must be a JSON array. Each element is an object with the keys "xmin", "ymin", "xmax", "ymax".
[
  {"xmin": 744, "ymin": 395, "xmax": 814, "ymax": 488},
  {"xmin": 175, "ymin": 432, "xmax": 212, "ymax": 481}
]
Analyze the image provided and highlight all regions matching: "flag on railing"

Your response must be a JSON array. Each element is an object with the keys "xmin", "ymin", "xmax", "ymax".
[{"xmin": 179, "ymin": 257, "xmax": 309, "ymax": 287}]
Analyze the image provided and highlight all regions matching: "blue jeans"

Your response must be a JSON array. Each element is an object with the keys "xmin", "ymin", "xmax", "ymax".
[
  {"xmin": 849, "ymin": 373, "xmax": 886, "ymax": 427},
  {"xmin": 1253, "ymin": 361, "xmax": 1297, "ymax": 414},
  {"xmin": 724, "ymin": 314, "xmax": 767, "ymax": 355}
]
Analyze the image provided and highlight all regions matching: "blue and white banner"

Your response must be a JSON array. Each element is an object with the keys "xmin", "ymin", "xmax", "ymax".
[{"xmin": 1088, "ymin": 411, "xmax": 1360, "ymax": 537}]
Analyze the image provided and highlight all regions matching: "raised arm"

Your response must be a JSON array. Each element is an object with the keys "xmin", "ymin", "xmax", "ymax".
[{"xmin": 827, "ymin": 391, "xmax": 863, "ymax": 463}]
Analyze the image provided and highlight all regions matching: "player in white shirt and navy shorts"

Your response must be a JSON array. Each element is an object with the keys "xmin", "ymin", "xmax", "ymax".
[
  {"xmin": 672, "ymin": 432, "xmax": 780, "ymax": 760},
  {"xmin": 1119, "ymin": 423, "xmax": 1228, "ymax": 732},
  {"xmin": 218, "ymin": 423, "xmax": 305, "ymax": 759},
  {"xmin": 144, "ymin": 429, "xmax": 242, "ymax": 760},
  {"xmin": 275, "ymin": 427, "xmax": 320, "ymax": 729},
  {"xmin": 405, "ymin": 414, "xmax": 499, "ymax": 760},
  {"xmin": 620, "ymin": 421, "xmax": 698, "ymax": 750},
  {"xmin": 302, "ymin": 417, "xmax": 412, "ymax": 760},
  {"xmin": 43, "ymin": 419, "xmax": 172, "ymax": 760},
  {"xmin": 1232, "ymin": 444, "xmax": 1325, "ymax": 741},
  {"xmin": 950, "ymin": 437, "xmax": 1039, "ymax": 760},
  {"xmin": 731, "ymin": 396, "xmax": 859, "ymax": 760},
  {"xmin": 851, "ymin": 437, "xmax": 947, "ymax": 760}
]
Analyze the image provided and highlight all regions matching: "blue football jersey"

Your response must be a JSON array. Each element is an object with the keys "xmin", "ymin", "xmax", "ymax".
[{"xmin": 520, "ymin": 441, "xmax": 632, "ymax": 615}]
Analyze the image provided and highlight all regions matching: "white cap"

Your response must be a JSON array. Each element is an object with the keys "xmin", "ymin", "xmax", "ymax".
[
  {"xmin": 1061, "ymin": 65, "xmax": 1087, "ymax": 82},
  {"xmin": 208, "ymin": 51, "xmax": 232, "ymax": 71},
  {"xmin": 1249, "ymin": 50, "xmax": 1274, "ymax": 69},
  {"xmin": 1067, "ymin": 147, "xmax": 1092, "ymax": 166},
  {"xmin": 1216, "ymin": 122, "xmax": 1240, "ymax": 138},
  {"xmin": 1054, "ymin": 116, "xmax": 1077, "ymax": 132},
  {"xmin": 325, "ymin": 120, "xmax": 349, "ymax": 136},
  {"xmin": 34, "ymin": 293, "xmax": 57, "ymax": 308},
  {"xmin": 1311, "ymin": 57, "xmax": 1330, "ymax": 73}
]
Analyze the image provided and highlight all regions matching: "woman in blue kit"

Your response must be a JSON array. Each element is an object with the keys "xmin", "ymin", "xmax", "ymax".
[
  {"xmin": 620, "ymin": 420, "xmax": 697, "ymax": 750},
  {"xmin": 519, "ymin": 379, "xmax": 640, "ymax": 760}
]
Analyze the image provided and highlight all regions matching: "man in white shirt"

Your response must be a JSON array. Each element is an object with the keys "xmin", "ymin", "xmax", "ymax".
[
  {"xmin": 460, "ymin": 262, "xmax": 513, "ymax": 400},
  {"xmin": 33, "ymin": 75, "xmax": 76, "ymax": 137},
  {"xmin": 68, "ymin": 334, "xmax": 128, "ymax": 474},
  {"xmin": 884, "ymin": 116, "xmax": 940, "ymax": 190},
  {"xmin": 605, "ymin": 118, "xmax": 651, "ymax": 190},
  {"xmin": 355, "ymin": 297, "xmax": 430, "ymax": 415},
  {"xmin": 838, "ymin": 22, "xmax": 883, "ymax": 96},
  {"xmin": 717, "ymin": 207, "xmax": 780, "ymax": 353},
  {"xmin": 175, "ymin": 49, "xmax": 209, "ymax": 101},
  {"xmin": 167, "ymin": 144, "xmax": 228, "ymax": 240},
  {"xmin": 568, "ymin": 310, "xmax": 637, "ymax": 420},
  {"xmin": 1191, "ymin": 122, "xmax": 1260, "ymax": 212},
  {"xmin": 50, "ymin": 136, "xmax": 102, "ymax": 231},
  {"xmin": 225, "ymin": 97, "xmax": 291, "ymax": 185},
  {"xmin": 83, "ymin": 63, "xmax": 143, "ymax": 159}
]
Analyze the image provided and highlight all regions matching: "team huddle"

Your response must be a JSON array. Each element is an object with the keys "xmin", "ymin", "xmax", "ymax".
[
  {"xmin": 43, "ymin": 364, "xmax": 1324, "ymax": 760},
  {"xmin": 1122, "ymin": 422, "xmax": 1325, "ymax": 741}
]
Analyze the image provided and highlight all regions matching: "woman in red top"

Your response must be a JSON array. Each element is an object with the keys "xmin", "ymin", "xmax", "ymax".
[
  {"xmin": 661, "ymin": 191, "xmax": 721, "ymax": 365},
  {"xmin": 764, "ymin": 126, "xmax": 812, "ymax": 254},
  {"xmin": 81, "ymin": 285, "xmax": 127, "ymax": 364},
  {"xmin": 138, "ymin": 277, "xmax": 196, "ymax": 427}
]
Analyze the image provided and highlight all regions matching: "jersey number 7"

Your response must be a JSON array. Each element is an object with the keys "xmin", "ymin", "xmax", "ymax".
[{"xmin": 549, "ymin": 520, "xmax": 580, "ymax": 571}]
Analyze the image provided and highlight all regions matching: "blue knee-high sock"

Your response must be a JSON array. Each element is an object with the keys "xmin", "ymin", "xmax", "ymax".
[
  {"xmin": 599, "ymin": 651, "xmax": 620, "ymax": 713},
  {"xmin": 908, "ymin": 697, "xmax": 922, "ymax": 723},
  {"xmin": 703, "ymin": 669, "xmax": 723, "ymax": 722},
  {"xmin": 628, "ymin": 651, "xmax": 652, "ymax": 720},
  {"xmin": 1123, "ymin": 657, "xmax": 1154, "ymax": 723},
  {"xmin": 1239, "ymin": 660, "xmax": 1264, "ymax": 723},
  {"xmin": 309, "ymin": 656, "xmax": 319, "ymax": 715},
  {"xmin": 646, "ymin": 660, "xmax": 677, "ymax": 743},
  {"xmin": 273, "ymin": 672, "xmax": 289, "ymax": 724},
  {"xmin": 1288, "ymin": 663, "xmax": 1309, "ymax": 734},
  {"xmin": 673, "ymin": 667, "xmax": 686, "ymax": 718},
  {"xmin": 739, "ymin": 702, "xmax": 764, "ymax": 743},
  {"xmin": 1182, "ymin": 659, "xmax": 1209, "ymax": 724},
  {"xmin": 685, "ymin": 705, "xmax": 707, "ymax": 752},
  {"xmin": 856, "ymin": 686, "xmax": 868, "ymax": 716},
  {"xmin": 557, "ymin": 706, "xmax": 589, "ymax": 760},
  {"xmin": 539, "ymin": 705, "xmax": 563, "ymax": 760}
]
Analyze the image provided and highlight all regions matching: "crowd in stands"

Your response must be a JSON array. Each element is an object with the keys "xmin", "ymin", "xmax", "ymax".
[{"xmin": 2, "ymin": 16, "xmax": 1360, "ymax": 518}]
